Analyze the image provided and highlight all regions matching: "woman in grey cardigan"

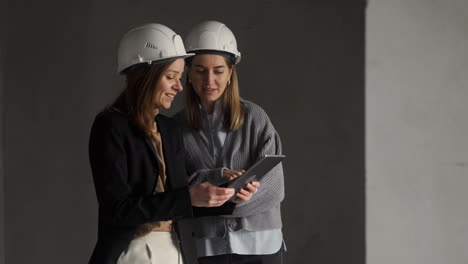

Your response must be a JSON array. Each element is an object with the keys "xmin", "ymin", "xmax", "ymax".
[{"xmin": 174, "ymin": 21, "xmax": 285, "ymax": 264}]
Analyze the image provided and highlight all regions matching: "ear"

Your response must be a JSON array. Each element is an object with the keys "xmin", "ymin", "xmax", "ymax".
[{"xmin": 228, "ymin": 67, "xmax": 233, "ymax": 81}]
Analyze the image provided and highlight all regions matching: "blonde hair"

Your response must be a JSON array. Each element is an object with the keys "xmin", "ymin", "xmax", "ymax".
[{"xmin": 184, "ymin": 57, "xmax": 244, "ymax": 131}]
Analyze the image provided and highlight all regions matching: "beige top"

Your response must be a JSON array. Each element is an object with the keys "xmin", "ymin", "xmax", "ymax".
[{"xmin": 133, "ymin": 114, "xmax": 173, "ymax": 239}]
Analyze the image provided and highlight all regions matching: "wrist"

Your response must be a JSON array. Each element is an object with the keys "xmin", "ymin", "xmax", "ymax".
[{"xmin": 221, "ymin": 167, "xmax": 229, "ymax": 179}]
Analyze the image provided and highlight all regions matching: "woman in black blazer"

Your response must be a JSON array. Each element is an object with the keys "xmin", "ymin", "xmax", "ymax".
[{"xmin": 88, "ymin": 23, "xmax": 235, "ymax": 264}]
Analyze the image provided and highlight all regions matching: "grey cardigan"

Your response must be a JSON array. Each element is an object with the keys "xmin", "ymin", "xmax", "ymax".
[{"xmin": 174, "ymin": 99, "xmax": 285, "ymax": 238}]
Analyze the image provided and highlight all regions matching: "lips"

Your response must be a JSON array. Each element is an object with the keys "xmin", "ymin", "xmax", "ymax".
[
  {"xmin": 165, "ymin": 93, "xmax": 176, "ymax": 100},
  {"xmin": 203, "ymin": 88, "xmax": 217, "ymax": 94}
]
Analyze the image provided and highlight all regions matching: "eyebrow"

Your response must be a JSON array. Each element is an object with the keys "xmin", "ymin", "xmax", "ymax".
[
  {"xmin": 194, "ymin": 65, "xmax": 226, "ymax": 69},
  {"xmin": 167, "ymin": 70, "xmax": 180, "ymax": 74}
]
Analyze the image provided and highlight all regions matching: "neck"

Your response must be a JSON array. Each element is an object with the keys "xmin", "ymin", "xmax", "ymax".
[
  {"xmin": 201, "ymin": 101, "xmax": 216, "ymax": 114},
  {"xmin": 153, "ymin": 107, "xmax": 160, "ymax": 117}
]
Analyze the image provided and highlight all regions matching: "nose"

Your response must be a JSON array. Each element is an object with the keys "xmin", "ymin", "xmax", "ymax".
[
  {"xmin": 205, "ymin": 72, "xmax": 215, "ymax": 86},
  {"xmin": 173, "ymin": 78, "xmax": 183, "ymax": 92}
]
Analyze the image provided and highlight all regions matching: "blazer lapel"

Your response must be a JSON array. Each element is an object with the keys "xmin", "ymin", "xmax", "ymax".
[{"xmin": 144, "ymin": 135, "xmax": 158, "ymax": 163}]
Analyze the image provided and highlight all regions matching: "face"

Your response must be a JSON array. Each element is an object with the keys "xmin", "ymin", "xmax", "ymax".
[
  {"xmin": 153, "ymin": 58, "xmax": 185, "ymax": 110},
  {"xmin": 188, "ymin": 54, "xmax": 233, "ymax": 109}
]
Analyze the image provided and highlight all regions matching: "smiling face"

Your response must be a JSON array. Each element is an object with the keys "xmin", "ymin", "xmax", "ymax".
[
  {"xmin": 153, "ymin": 58, "xmax": 185, "ymax": 110},
  {"xmin": 188, "ymin": 54, "xmax": 233, "ymax": 112}
]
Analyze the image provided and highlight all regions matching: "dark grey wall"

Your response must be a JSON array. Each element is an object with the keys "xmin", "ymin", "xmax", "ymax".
[
  {"xmin": 1, "ymin": 0, "xmax": 6, "ymax": 262},
  {"xmin": 3, "ymin": 1, "xmax": 365, "ymax": 263},
  {"xmin": 0, "ymin": 0, "xmax": 5, "ymax": 262}
]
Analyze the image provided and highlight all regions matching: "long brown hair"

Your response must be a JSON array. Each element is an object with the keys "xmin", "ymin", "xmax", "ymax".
[
  {"xmin": 185, "ymin": 56, "xmax": 244, "ymax": 131},
  {"xmin": 110, "ymin": 60, "xmax": 174, "ymax": 136}
]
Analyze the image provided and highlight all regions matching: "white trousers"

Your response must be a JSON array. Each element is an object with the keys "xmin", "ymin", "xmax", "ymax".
[{"xmin": 117, "ymin": 231, "xmax": 183, "ymax": 264}]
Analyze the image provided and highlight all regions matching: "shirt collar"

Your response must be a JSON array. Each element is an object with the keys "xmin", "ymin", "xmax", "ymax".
[{"xmin": 199, "ymin": 100, "xmax": 223, "ymax": 116}]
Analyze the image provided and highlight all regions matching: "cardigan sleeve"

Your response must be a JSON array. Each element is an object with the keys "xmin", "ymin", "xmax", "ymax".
[
  {"xmin": 187, "ymin": 168, "xmax": 226, "ymax": 186},
  {"xmin": 226, "ymin": 108, "xmax": 285, "ymax": 218},
  {"xmin": 184, "ymin": 158, "xmax": 236, "ymax": 216},
  {"xmin": 89, "ymin": 113, "xmax": 193, "ymax": 227}
]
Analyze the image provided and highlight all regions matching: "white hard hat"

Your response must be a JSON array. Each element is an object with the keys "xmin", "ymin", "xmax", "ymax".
[
  {"xmin": 117, "ymin": 23, "xmax": 194, "ymax": 73},
  {"xmin": 185, "ymin": 21, "xmax": 241, "ymax": 64}
]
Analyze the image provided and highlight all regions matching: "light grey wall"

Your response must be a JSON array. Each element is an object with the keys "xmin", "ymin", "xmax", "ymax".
[
  {"xmin": 367, "ymin": 1, "xmax": 468, "ymax": 263},
  {"xmin": 4, "ymin": 1, "xmax": 365, "ymax": 263}
]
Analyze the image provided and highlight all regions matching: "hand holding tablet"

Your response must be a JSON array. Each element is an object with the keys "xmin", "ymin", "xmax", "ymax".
[{"xmin": 222, "ymin": 155, "xmax": 285, "ymax": 202}]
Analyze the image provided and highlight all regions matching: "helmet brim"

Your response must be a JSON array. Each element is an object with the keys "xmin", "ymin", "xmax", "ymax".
[{"xmin": 118, "ymin": 53, "xmax": 195, "ymax": 74}]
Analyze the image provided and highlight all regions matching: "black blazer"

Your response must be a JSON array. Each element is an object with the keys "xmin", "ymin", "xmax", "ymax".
[{"xmin": 88, "ymin": 110, "xmax": 193, "ymax": 264}]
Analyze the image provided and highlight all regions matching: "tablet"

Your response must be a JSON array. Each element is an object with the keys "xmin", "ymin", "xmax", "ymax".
[{"xmin": 224, "ymin": 155, "xmax": 285, "ymax": 201}]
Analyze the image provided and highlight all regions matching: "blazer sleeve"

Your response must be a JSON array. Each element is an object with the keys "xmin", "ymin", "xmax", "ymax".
[{"xmin": 89, "ymin": 114, "xmax": 193, "ymax": 227}]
